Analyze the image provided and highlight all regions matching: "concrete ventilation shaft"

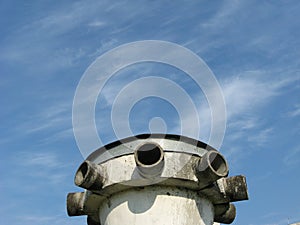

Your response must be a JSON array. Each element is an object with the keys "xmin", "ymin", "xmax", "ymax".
[{"xmin": 67, "ymin": 134, "xmax": 248, "ymax": 225}]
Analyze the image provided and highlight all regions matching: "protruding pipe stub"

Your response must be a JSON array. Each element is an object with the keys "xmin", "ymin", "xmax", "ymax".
[
  {"xmin": 195, "ymin": 150, "xmax": 229, "ymax": 187},
  {"xmin": 134, "ymin": 142, "xmax": 165, "ymax": 178},
  {"xmin": 87, "ymin": 216, "xmax": 101, "ymax": 225},
  {"xmin": 214, "ymin": 203, "xmax": 230, "ymax": 216},
  {"xmin": 220, "ymin": 175, "xmax": 249, "ymax": 202},
  {"xmin": 214, "ymin": 203, "xmax": 236, "ymax": 224},
  {"xmin": 75, "ymin": 160, "xmax": 103, "ymax": 190},
  {"xmin": 66, "ymin": 192, "xmax": 86, "ymax": 216}
]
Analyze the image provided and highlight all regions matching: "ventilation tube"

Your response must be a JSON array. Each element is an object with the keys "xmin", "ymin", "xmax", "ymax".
[
  {"xmin": 134, "ymin": 143, "xmax": 165, "ymax": 178},
  {"xmin": 74, "ymin": 160, "xmax": 103, "ymax": 190},
  {"xmin": 66, "ymin": 192, "xmax": 86, "ymax": 216},
  {"xmin": 195, "ymin": 151, "xmax": 229, "ymax": 187}
]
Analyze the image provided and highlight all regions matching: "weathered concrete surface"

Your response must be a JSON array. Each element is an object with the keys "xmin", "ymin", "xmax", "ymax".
[
  {"xmin": 67, "ymin": 134, "xmax": 249, "ymax": 225},
  {"xmin": 98, "ymin": 186, "xmax": 214, "ymax": 225}
]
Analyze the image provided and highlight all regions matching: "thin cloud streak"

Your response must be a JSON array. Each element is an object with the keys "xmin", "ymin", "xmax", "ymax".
[
  {"xmin": 283, "ymin": 145, "xmax": 300, "ymax": 168},
  {"xmin": 1, "ymin": 1, "xmax": 299, "ymax": 225},
  {"xmin": 287, "ymin": 104, "xmax": 300, "ymax": 117},
  {"xmin": 86, "ymin": 68, "xmax": 297, "ymax": 149},
  {"xmin": 201, "ymin": 0, "xmax": 241, "ymax": 29},
  {"xmin": 14, "ymin": 151, "xmax": 71, "ymax": 186}
]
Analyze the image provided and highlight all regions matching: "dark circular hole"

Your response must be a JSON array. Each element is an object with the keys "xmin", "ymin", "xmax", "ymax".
[
  {"xmin": 209, "ymin": 152, "xmax": 228, "ymax": 175},
  {"xmin": 75, "ymin": 161, "xmax": 88, "ymax": 185},
  {"xmin": 136, "ymin": 143, "xmax": 162, "ymax": 165}
]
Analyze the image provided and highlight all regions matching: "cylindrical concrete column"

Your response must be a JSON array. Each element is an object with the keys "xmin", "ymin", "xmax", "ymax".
[{"xmin": 98, "ymin": 186, "xmax": 214, "ymax": 225}]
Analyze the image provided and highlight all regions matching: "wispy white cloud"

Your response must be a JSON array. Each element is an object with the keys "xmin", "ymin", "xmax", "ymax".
[
  {"xmin": 1, "ymin": 2, "xmax": 299, "ymax": 225},
  {"xmin": 88, "ymin": 20, "xmax": 106, "ymax": 28},
  {"xmin": 207, "ymin": 71, "xmax": 295, "ymax": 147},
  {"xmin": 20, "ymin": 1, "xmax": 104, "ymax": 37},
  {"xmin": 222, "ymin": 71, "xmax": 283, "ymax": 118},
  {"xmin": 228, "ymin": 117, "xmax": 257, "ymax": 131},
  {"xmin": 287, "ymin": 104, "xmax": 300, "ymax": 117},
  {"xmin": 224, "ymin": 70, "xmax": 296, "ymax": 111},
  {"xmin": 0, "ymin": 1, "xmax": 105, "ymax": 74},
  {"xmin": 20, "ymin": 151, "xmax": 65, "ymax": 168},
  {"xmin": 201, "ymin": 0, "xmax": 242, "ymax": 29},
  {"xmin": 15, "ymin": 151, "xmax": 71, "ymax": 186},
  {"xmin": 40, "ymin": 128, "xmax": 74, "ymax": 144},
  {"xmin": 17, "ymin": 101, "xmax": 72, "ymax": 142},
  {"xmin": 247, "ymin": 127, "xmax": 273, "ymax": 146},
  {"xmin": 86, "ymin": 68, "xmax": 296, "ymax": 148},
  {"xmin": 22, "ymin": 215, "xmax": 62, "ymax": 224},
  {"xmin": 283, "ymin": 145, "xmax": 300, "ymax": 168}
]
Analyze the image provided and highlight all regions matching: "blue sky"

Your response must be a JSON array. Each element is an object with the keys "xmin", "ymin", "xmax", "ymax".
[{"xmin": 0, "ymin": 1, "xmax": 299, "ymax": 225}]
